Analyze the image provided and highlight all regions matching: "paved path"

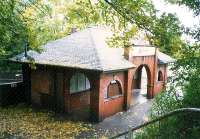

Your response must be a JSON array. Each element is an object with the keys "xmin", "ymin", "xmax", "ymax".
[{"xmin": 76, "ymin": 100, "xmax": 153, "ymax": 138}]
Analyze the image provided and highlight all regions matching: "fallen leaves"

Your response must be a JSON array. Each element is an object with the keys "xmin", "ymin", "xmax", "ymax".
[{"xmin": 0, "ymin": 104, "xmax": 93, "ymax": 139}]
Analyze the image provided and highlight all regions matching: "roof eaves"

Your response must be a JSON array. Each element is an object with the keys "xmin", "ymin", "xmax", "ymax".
[
  {"xmin": 9, "ymin": 58, "xmax": 104, "ymax": 72},
  {"xmin": 102, "ymin": 66, "xmax": 136, "ymax": 73}
]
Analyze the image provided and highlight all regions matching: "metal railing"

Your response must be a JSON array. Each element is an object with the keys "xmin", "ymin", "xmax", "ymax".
[{"xmin": 110, "ymin": 108, "xmax": 200, "ymax": 139}]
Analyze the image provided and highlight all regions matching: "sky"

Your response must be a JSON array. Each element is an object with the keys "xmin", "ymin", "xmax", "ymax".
[{"xmin": 152, "ymin": 0, "xmax": 199, "ymax": 27}]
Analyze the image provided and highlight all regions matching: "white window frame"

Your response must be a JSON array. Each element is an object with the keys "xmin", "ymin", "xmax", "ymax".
[{"xmin": 70, "ymin": 72, "xmax": 90, "ymax": 94}]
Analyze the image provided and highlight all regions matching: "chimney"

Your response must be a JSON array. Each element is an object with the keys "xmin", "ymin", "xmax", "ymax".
[
  {"xmin": 24, "ymin": 42, "xmax": 28, "ymax": 57},
  {"xmin": 124, "ymin": 45, "xmax": 131, "ymax": 60}
]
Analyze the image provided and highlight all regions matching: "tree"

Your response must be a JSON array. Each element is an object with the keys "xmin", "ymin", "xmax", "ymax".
[
  {"xmin": 104, "ymin": 0, "xmax": 184, "ymax": 56},
  {"xmin": 0, "ymin": 0, "xmax": 27, "ymax": 59},
  {"xmin": 22, "ymin": 0, "xmax": 183, "ymax": 56},
  {"xmin": 0, "ymin": 0, "xmax": 29, "ymax": 71},
  {"xmin": 150, "ymin": 13, "xmax": 183, "ymax": 56},
  {"xmin": 166, "ymin": 0, "xmax": 200, "ymax": 44}
]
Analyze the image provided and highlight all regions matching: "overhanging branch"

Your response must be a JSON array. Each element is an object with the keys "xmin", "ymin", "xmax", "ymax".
[{"xmin": 103, "ymin": 0, "xmax": 153, "ymax": 34}]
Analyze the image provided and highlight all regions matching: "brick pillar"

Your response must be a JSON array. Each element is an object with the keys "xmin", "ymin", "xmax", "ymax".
[
  {"xmin": 63, "ymin": 70, "xmax": 71, "ymax": 113},
  {"xmin": 147, "ymin": 66, "xmax": 154, "ymax": 99},
  {"xmin": 153, "ymin": 48, "xmax": 158, "ymax": 98},
  {"xmin": 147, "ymin": 83, "xmax": 154, "ymax": 99},
  {"xmin": 90, "ymin": 73, "xmax": 104, "ymax": 122},
  {"xmin": 124, "ymin": 69, "xmax": 134, "ymax": 110},
  {"xmin": 22, "ymin": 64, "xmax": 31, "ymax": 104}
]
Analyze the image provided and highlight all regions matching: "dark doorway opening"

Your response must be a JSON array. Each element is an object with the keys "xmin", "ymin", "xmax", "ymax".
[{"xmin": 131, "ymin": 65, "xmax": 151, "ymax": 105}]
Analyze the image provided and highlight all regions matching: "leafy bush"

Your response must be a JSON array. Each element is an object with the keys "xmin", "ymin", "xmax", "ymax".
[
  {"xmin": 135, "ymin": 89, "xmax": 182, "ymax": 139},
  {"xmin": 135, "ymin": 71, "xmax": 200, "ymax": 138}
]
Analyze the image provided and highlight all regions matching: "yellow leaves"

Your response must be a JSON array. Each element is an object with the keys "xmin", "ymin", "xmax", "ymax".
[
  {"xmin": 100, "ymin": 136, "xmax": 108, "ymax": 139},
  {"xmin": 0, "ymin": 105, "xmax": 93, "ymax": 138}
]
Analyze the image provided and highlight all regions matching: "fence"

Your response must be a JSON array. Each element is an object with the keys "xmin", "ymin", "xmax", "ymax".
[
  {"xmin": 110, "ymin": 108, "xmax": 200, "ymax": 139},
  {"xmin": 0, "ymin": 70, "xmax": 25, "ymax": 106},
  {"xmin": 0, "ymin": 80, "xmax": 25, "ymax": 106}
]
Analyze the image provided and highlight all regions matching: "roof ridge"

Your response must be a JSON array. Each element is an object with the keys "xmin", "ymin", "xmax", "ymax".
[{"xmin": 88, "ymin": 28, "xmax": 104, "ymax": 71}]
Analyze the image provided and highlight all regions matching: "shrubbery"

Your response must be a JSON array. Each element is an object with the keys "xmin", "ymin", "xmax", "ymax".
[{"xmin": 136, "ymin": 67, "xmax": 200, "ymax": 138}]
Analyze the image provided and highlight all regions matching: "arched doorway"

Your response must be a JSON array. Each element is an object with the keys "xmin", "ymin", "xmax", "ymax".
[{"xmin": 131, "ymin": 65, "xmax": 151, "ymax": 105}]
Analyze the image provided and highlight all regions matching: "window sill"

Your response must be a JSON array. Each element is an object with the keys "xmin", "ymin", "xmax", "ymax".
[
  {"xmin": 70, "ymin": 89, "xmax": 91, "ymax": 95},
  {"xmin": 104, "ymin": 94, "xmax": 124, "ymax": 102},
  {"xmin": 39, "ymin": 92, "xmax": 51, "ymax": 95},
  {"xmin": 157, "ymin": 81, "xmax": 164, "ymax": 84}
]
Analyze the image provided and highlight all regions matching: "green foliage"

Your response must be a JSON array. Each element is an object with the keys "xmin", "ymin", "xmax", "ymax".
[
  {"xmin": 151, "ymin": 90, "xmax": 181, "ymax": 117},
  {"xmin": 134, "ymin": 91, "xmax": 181, "ymax": 139},
  {"xmin": 23, "ymin": 0, "xmax": 69, "ymax": 50},
  {"xmin": 106, "ymin": 25, "xmax": 139, "ymax": 48},
  {"xmin": 179, "ymin": 71, "xmax": 200, "ymax": 138},
  {"xmin": 135, "ymin": 89, "xmax": 180, "ymax": 138},
  {"xmin": 150, "ymin": 13, "xmax": 183, "ymax": 56},
  {"xmin": 0, "ymin": 0, "xmax": 27, "ymax": 59},
  {"xmin": 166, "ymin": 0, "xmax": 200, "ymax": 46},
  {"xmin": 105, "ymin": 0, "xmax": 184, "ymax": 56}
]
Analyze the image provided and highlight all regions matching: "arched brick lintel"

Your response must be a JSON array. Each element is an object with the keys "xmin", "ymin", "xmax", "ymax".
[
  {"xmin": 131, "ymin": 64, "xmax": 154, "ymax": 99},
  {"xmin": 102, "ymin": 74, "xmax": 124, "ymax": 96}
]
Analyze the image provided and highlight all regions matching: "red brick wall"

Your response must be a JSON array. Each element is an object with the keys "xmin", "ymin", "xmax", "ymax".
[
  {"xmin": 89, "ymin": 73, "xmax": 101, "ymax": 121},
  {"xmin": 130, "ymin": 56, "xmax": 155, "ymax": 98},
  {"xmin": 104, "ymin": 96, "xmax": 124, "ymax": 118},
  {"xmin": 62, "ymin": 69, "xmax": 104, "ymax": 121},
  {"xmin": 26, "ymin": 51, "xmax": 169, "ymax": 121},
  {"xmin": 31, "ymin": 67, "xmax": 54, "ymax": 106},
  {"xmin": 63, "ymin": 69, "xmax": 93, "ymax": 113},
  {"xmin": 154, "ymin": 82, "xmax": 165, "ymax": 95},
  {"xmin": 99, "ymin": 72, "xmax": 125, "ymax": 119},
  {"xmin": 129, "ymin": 54, "xmax": 168, "ymax": 98},
  {"xmin": 124, "ymin": 69, "xmax": 134, "ymax": 109},
  {"xmin": 70, "ymin": 90, "xmax": 91, "ymax": 110},
  {"xmin": 154, "ymin": 64, "xmax": 167, "ymax": 94}
]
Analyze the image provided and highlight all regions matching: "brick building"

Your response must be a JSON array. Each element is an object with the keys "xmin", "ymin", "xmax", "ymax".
[{"xmin": 11, "ymin": 26, "xmax": 174, "ymax": 122}]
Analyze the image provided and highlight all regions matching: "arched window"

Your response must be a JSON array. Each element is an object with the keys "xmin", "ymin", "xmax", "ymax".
[
  {"xmin": 105, "ymin": 80, "xmax": 122, "ymax": 98},
  {"xmin": 158, "ymin": 71, "xmax": 164, "ymax": 81},
  {"xmin": 70, "ymin": 72, "xmax": 90, "ymax": 93}
]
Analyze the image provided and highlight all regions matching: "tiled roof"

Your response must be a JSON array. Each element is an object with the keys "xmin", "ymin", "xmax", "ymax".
[
  {"xmin": 11, "ymin": 26, "xmax": 135, "ymax": 72},
  {"xmin": 157, "ymin": 51, "xmax": 176, "ymax": 64}
]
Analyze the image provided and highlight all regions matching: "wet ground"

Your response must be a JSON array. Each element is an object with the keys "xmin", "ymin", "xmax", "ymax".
[
  {"xmin": 76, "ymin": 98, "xmax": 152, "ymax": 138},
  {"xmin": 131, "ymin": 89, "xmax": 148, "ymax": 106}
]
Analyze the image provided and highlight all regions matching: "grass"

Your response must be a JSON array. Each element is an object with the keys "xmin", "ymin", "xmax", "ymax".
[{"xmin": 0, "ymin": 104, "xmax": 93, "ymax": 139}]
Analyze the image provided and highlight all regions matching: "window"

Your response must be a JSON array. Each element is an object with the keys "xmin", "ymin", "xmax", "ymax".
[
  {"xmin": 158, "ymin": 71, "xmax": 164, "ymax": 81},
  {"xmin": 105, "ymin": 80, "xmax": 122, "ymax": 98},
  {"xmin": 70, "ymin": 72, "xmax": 90, "ymax": 93}
]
